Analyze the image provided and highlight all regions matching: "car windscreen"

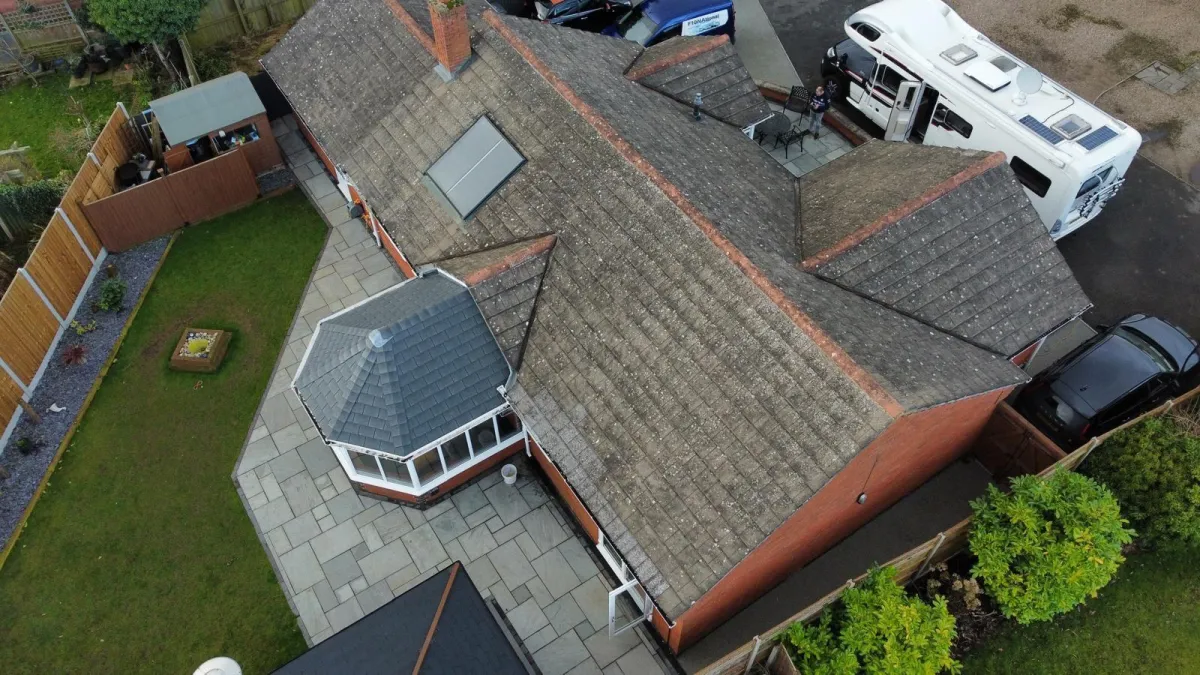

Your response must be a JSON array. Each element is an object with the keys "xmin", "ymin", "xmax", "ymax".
[
  {"xmin": 1116, "ymin": 326, "xmax": 1176, "ymax": 371},
  {"xmin": 835, "ymin": 38, "xmax": 876, "ymax": 82},
  {"xmin": 617, "ymin": 7, "xmax": 658, "ymax": 43}
]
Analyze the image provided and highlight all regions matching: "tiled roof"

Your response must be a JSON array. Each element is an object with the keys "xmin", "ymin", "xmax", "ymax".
[
  {"xmin": 293, "ymin": 272, "xmax": 509, "ymax": 456},
  {"xmin": 264, "ymin": 4, "xmax": 1027, "ymax": 618},
  {"xmin": 803, "ymin": 143, "xmax": 1091, "ymax": 356},
  {"xmin": 628, "ymin": 36, "xmax": 772, "ymax": 129},
  {"xmin": 431, "ymin": 235, "xmax": 556, "ymax": 369}
]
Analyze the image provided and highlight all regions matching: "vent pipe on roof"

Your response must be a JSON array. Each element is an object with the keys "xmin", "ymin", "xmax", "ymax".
[
  {"xmin": 429, "ymin": 0, "xmax": 474, "ymax": 81},
  {"xmin": 692, "ymin": 92, "xmax": 703, "ymax": 121}
]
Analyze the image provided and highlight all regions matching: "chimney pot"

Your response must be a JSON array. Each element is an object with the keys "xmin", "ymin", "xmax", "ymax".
[{"xmin": 429, "ymin": 0, "xmax": 473, "ymax": 80}]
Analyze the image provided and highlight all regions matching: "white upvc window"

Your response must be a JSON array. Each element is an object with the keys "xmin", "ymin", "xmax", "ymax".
[{"xmin": 333, "ymin": 407, "xmax": 524, "ymax": 495}]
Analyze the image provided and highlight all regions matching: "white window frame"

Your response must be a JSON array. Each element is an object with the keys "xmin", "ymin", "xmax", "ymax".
[
  {"xmin": 331, "ymin": 405, "xmax": 525, "ymax": 496},
  {"xmin": 597, "ymin": 530, "xmax": 653, "ymax": 636}
]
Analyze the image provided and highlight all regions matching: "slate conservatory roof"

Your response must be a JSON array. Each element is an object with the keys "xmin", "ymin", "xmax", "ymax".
[
  {"xmin": 293, "ymin": 271, "xmax": 510, "ymax": 457},
  {"xmin": 264, "ymin": 2, "xmax": 1038, "ymax": 619}
]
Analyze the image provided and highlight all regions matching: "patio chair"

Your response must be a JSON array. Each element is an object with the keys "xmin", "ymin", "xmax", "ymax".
[
  {"xmin": 783, "ymin": 85, "xmax": 811, "ymax": 115},
  {"xmin": 773, "ymin": 122, "xmax": 806, "ymax": 159}
]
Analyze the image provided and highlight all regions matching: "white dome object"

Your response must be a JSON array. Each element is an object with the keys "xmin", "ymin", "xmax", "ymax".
[{"xmin": 194, "ymin": 657, "xmax": 242, "ymax": 675}]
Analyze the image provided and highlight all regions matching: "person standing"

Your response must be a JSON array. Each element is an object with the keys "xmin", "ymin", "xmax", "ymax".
[{"xmin": 806, "ymin": 85, "xmax": 830, "ymax": 139}]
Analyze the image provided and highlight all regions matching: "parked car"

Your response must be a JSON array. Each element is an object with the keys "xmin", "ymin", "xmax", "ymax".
[
  {"xmin": 488, "ymin": 0, "xmax": 735, "ymax": 47},
  {"xmin": 602, "ymin": 0, "xmax": 735, "ymax": 46},
  {"xmin": 1015, "ymin": 315, "xmax": 1200, "ymax": 449}
]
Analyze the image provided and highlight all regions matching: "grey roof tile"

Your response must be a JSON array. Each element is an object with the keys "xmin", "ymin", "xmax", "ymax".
[{"xmin": 294, "ymin": 272, "xmax": 509, "ymax": 456}]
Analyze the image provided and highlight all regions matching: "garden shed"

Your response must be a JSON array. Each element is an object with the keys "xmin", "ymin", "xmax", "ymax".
[{"xmin": 78, "ymin": 73, "xmax": 285, "ymax": 252}]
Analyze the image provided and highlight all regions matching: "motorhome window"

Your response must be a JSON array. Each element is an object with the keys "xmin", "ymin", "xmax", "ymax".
[
  {"xmin": 874, "ymin": 65, "xmax": 903, "ymax": 96},
  {"xmin": 852, "ymin": 23, "xmax": 881, "ymax": 41},
  {"xmin": 932, "ymin": 104, "xmax": 973, "ymax": 138},
  {"xmin": 1010, "ymin": 157, "xmax": 1052, "ymax": 198},
  {"xmin": 1076, "ymin": 175, "xmax": 1102, "ymax": 198}
]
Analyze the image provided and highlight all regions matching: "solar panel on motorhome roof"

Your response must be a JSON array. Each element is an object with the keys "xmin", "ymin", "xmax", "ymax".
[
  {"xmin": 1078, "ymin": 126, "xmax": 1119, "ymax": 151},
  {"xmin": 1019, "ymin": 115, "xmax": 1063, "ymax": 145}
]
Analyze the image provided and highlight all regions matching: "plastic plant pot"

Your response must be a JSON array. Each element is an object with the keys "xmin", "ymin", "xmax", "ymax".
[{"xmin": 501, "ymin": 463, "xmax": 518, "ymax": 485}]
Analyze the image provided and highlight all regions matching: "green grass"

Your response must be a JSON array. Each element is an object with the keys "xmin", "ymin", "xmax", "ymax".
[
  {"xmin": 0, "ymin": 73, "xmax": 144, "ymax": 177},
  {"xmin": 0, "ymin": 192, "xmax": 326, "ymax": 674},
  {"xmin": 964, "ymin": 548, "xmax": 1200, "ymax": 674}
]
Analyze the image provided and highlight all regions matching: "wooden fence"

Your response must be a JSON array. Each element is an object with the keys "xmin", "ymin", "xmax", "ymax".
[
  {"xmin": 0, "ymin": 0, "xmax": 87, "ymax": 73},
  {"xmin": 186, "ymin": 0, "xmax": 317, "ymax": 48},
  {"xmin": 82, "ymin": 142, "xmax": 260, "ymax": 251},
  {"xmin": 0, "ymin": 105, "xmax": 129, "ymax": 443},
  {"xmin": 697, "ymin": 383, "xmax": 1200, "ymax": 675}
]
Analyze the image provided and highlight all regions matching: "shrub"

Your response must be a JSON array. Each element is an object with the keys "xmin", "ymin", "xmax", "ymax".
[
  {"xmin": 969, "ymin": 470, "xmax": 1134, "ymax": 624},
  {"xmin": 63, "ymin": 344, "xmax": 87, "ymax": 365},
  {"xmin": 15, "ymin": 437, "xmax": 41, "ymax": 455},
  {"xmin": 0, "ymin": 177, "xmax": 68, "ymax": 237},
  {"xmin": 193, "ymin": 47, "xmax": 233, "ymax": 82},
  {"xmin": 1083, "ymin": 416, "xmax": 1200, "ymax": 549},
  {"xmin": 71, "ymin": 319, "xmax": 97, "ymax": 335},
  {"xmin": 784, "ymin": 567, "xmax": 960, "ymax": 675},
  {"xmin": 97, "ymin": 278, "xmax": 127, "ymax": 312}
]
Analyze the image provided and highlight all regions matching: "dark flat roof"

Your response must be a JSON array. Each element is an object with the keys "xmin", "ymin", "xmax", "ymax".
[{"xmin": 271, "ymin": 563, "xmax": 531, "ymax": 675}]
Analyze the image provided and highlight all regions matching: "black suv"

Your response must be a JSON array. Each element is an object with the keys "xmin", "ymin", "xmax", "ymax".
[{"xmin": 1015, "ymin": 315, "xmax": 1199, "ymax": 449}]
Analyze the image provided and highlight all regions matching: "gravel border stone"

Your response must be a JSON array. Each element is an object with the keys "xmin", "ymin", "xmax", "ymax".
[{"xmin": 0, "ymin": 235, "xmax": 171, "ymax": 551}]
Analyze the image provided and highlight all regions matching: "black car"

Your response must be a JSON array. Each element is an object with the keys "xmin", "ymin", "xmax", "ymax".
[{"xmin": 1015, "ymin": 315, "xmax": 1200, "ymax": 449}]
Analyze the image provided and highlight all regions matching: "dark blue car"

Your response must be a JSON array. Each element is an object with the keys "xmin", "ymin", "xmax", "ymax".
[
  {"xmin": 602, "ymin": 0, "xmax": 735, "ymax": 46},
  {"xmin": 488, "ymin": 0, "xmax": 734, "ymax": 47}
]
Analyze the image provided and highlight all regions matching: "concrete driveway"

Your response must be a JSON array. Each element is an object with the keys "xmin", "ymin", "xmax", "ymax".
[{"xmin": 759, "ymin": 0, "xmax": 1200, "ymax": 340}]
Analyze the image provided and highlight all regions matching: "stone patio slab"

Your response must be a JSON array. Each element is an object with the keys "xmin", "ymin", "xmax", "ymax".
[
  {"xmin": 357, "ymin": 538, "xmax": 415, "ymax": 585},
  {"xmin": 309, "ymin": 518, "xmax": 364, "ymax": 563}
]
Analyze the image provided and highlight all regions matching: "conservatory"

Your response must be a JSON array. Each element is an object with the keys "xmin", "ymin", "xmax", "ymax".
[{"xmin": 292, "ymin": 270, "xmax": 525, "ymax": 504}]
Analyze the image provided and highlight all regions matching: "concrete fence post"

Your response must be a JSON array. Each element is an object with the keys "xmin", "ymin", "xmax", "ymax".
[
  {"xmin": 915, "ymin": 531, "xmax": 948, "ymax": 581},
  {"xmin": 18, "ymin": 268, "xmax": 64, "ymax": 324},
  {"xmin": 0, "ymin": 355, "xmax": 28, "ymax": 393},
  {"xmin": 743, "ymin": 635, "xmax": 762, "ymax": 675},
  {"xmin": 56, "ymin": 207, "xmax": 95, "ymax": 265}
]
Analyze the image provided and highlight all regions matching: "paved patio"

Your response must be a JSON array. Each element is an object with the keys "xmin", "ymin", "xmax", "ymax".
[
  {"xmin": 761, "ymin": 102, "xmax": 854, "ymax": 177},
  {"xmin": 232, "ymin": 117, "xmax": 674, "ymax": 675}
]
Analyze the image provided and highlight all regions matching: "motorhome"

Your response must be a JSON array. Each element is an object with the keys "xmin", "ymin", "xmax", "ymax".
[{"xmin": 820, "ymin": 0, "xmax": 1140, "ymax": 239}]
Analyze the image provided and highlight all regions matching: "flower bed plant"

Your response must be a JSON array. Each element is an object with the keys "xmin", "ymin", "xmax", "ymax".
[{"xmin": 168, "ymin": 328, "xmax": 230, "ymax": 373}]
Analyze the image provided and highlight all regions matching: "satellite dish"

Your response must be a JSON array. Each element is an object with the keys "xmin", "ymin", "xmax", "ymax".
[{"xmin": 1012, "ymin": 67, "xmax": 1043, "ymax": 105}]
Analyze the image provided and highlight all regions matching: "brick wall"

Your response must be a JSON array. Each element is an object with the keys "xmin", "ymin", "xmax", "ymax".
[{"xmin": 671, "ymin": 386, "xmax": 1013, "ymax": 652}]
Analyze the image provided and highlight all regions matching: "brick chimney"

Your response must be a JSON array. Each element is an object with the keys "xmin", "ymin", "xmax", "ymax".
[{"xmin": 429, "ymin": 0, "xmax": 473, "ymax": 79}]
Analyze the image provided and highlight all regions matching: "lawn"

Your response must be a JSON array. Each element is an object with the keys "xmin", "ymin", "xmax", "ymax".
[
  {"xmin": 0, "ymin": 73, "xmax": 146, "ymax": 177},
  {"xmin": 964, "ymin": 548, "xmax": 1200, "ymax": 674},
  {"xmin": 0, "ymin": 191, "xmax": 326, "ymax": 674}
]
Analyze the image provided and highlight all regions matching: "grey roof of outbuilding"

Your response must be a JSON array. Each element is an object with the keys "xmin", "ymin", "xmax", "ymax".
[
  {"xmin": 150, "ymin": 71, "xmax": 265, "ymax": 145},
  {"xmin": 803, "ymin": 142, "xmax": 1092, "ymax": 357},
  {"xmin": 263, "ymin": 3, "xmax": 1027, "ymax": 618},
  {"xmin": 630, "ymin": 37, "xmax": 772, "ymax": 129},
  {"xmin": 293, "ymin": 271, "xmax": 509, "ymax": 456}
]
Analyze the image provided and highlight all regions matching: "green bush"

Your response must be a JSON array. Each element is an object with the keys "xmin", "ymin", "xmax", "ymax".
[
  {"xmin": 0, "ymin": 177, "xmax": 68, "ymax": 237},
  {"xmin": 1084, "ymin": 416, "xmax": 1200, "ymax": 549},
  {"xmin": 969, "ymin": 470, "xmax": 1134, "ymax": 624},
  {"xmin": 97, "ymin": 278, "xmax": 127, "ymax": 312},
  {"xmin": 193, "ymin": 47, "xmax": 233, "ymax": 82},
  {"xmin": 784, "ymin": 567, "xmax": 960, "ymax": 675}
]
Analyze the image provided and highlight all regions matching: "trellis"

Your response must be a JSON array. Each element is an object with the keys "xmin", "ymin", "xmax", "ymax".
[{"xmin": 0, "ymin": 0, "xmax": 87, "ymax": 70}]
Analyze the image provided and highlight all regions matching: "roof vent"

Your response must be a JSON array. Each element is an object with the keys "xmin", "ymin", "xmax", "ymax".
[
  {"xmin": 940, "ymin": 44, "xmax": 977, "ymax": 65},
  {"xmin": 964, "ymin": 60, "xmax": 1011, "ymax": 91},
  {"xmin": 368, "ymin": 329, "xmax": 389, "ymax": 348},
  {"xmin": 989, "ymin": 55, "xmax": 1019, "ymax": 73},
  {"xmin": 1051, "ymin": 114, "xmax": 1093, "ymax": 140}
]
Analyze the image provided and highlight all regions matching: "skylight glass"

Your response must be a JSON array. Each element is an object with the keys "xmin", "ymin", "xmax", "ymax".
[{"xmin": 427, "ymin": 116, "xmax": 525, "ymax": 219}]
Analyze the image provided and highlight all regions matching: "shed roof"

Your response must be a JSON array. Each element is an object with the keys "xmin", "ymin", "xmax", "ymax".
[
  {"xmin": 271, "ymin": 563, "xmax": 531, "ymax": 675},
  {"xmin": 263, "ymin": 2, "xmax": 1032, "ymax": 619},
  {"xmin": 293, "ymin": 271, "xmax": 509, "ymax": 456},
  {"xmin": 150, "ymin": 71, "xmax": 266, "ymax": 145}
]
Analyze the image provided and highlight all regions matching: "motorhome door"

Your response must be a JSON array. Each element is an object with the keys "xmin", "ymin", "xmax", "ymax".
[{"xmin": 884, "ymin": 79, "xmax": 923, "ymax": 141}]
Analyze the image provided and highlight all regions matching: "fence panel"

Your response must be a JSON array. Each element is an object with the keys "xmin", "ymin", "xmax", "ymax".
[
  {"xmin": 0, "ymin": 369, "xmax": 21, "ymax": 431},
  {"xmin": 0, "ymin": 274, "xmax": 59, "ymax": 386},
  {"xmin": 60, "ymin": 161, "xmax": 104, "ymax": 258},
  {"xmin": 23, "ymin": 215, "xmax": 90, "ymax": 317},
  {"xmin": 82, "ymin": 178, "xmax": 184, "ymax": 252},
  {"xmin": 165, "ymin": 148, "xmax": 258, "ymax": 223},
  {"xmin": 185, "ymin": 0, "xmax": 317, "ymax": 48}
]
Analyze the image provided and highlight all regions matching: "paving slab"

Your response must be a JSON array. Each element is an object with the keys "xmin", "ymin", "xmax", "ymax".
[
  {"xmin": 532, "ymin": 548, "xmax": 583, "ymax": 600},
  {"xmin": 402, "ymin": 523, "xmax": 448, "ymax": 572},
  {"xmin": 535, "ymin": 631, "xmax": 591, "ymax": 675},
  {"xmin": 357, "ymin": 579, "xmax": 394, "ymax": 615},
  {"xmin": 279, "ymin": 543, "xmax": 324, "ymax": 592},
  {"xmin": 284, "ymin": 511, "xmax": 322, "ymax": 547},
  {"xmin": 509, "ymin": 598, "xmax": 551, "ymax": 639},
  {"xmin": 459, "ymin": 523, "xmax": 499, "ymax": 560},
  {"xmin": 309, "ymin": 518, "xmax": 364, "ymax": 563},
  {"xmin": 281, "ymin": 472, "xmax": 324, "ymax": 516},
  {"xmin": 326, "ymin": 490, "xmax": 365, "ymax": 523},
  {"xmin": 294, "ymin": 588, "xmax": 331, "ymax": 636},
  {"xmin": 357, "ymin": 538, "xmax": 415, "ymax": 585},
  {"xmin": 490, "ymin": 539, "xmax": 538, "ymax": 591},
  {"xmin": 429, "ymin": 507, "xmax": 469, "ymax": 543},
  {"xmin": 254, "ymin": 498, "xmax": 295, "ymax": 532},
  {"xmin": 486, "ymin": 482, "xmax": 533, "ymax": 524},
  {"xmin": 545, "ymin": 593, "xmax": 587, "ymax": 634},
  {"xmin": 584, "ymin": 626, "xmax": 642, "ymax": 669},
  {"xmin": 296, "ymin": 438, "xmax": 339, "ymax": 476},
  {"xmin": 326, "ymin": 598, "xmax": 364, "ymax": 633}
]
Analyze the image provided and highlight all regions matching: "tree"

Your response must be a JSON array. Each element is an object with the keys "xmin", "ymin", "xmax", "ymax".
[
  {"xmin": 86, "ymin": 0, "xmax": 206, "ymax": 85},
  {"xmin": 969, "ymin": 470, "xmax": 1134, "ymax": 624}
]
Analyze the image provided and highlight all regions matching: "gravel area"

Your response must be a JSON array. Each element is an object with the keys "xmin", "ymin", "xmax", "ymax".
[
  {"xmin": 0, "ymin": 235, "xmax": 171, "ymax": 551},
  {"xmin": 257, "ymin": 167, "xmax": 296, "ymax": 195}
]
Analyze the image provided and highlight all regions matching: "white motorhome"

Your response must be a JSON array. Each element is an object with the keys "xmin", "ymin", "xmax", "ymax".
[{"xmin": 819, "ymin": 0, "xmax": 1141, "ymax": 239}]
